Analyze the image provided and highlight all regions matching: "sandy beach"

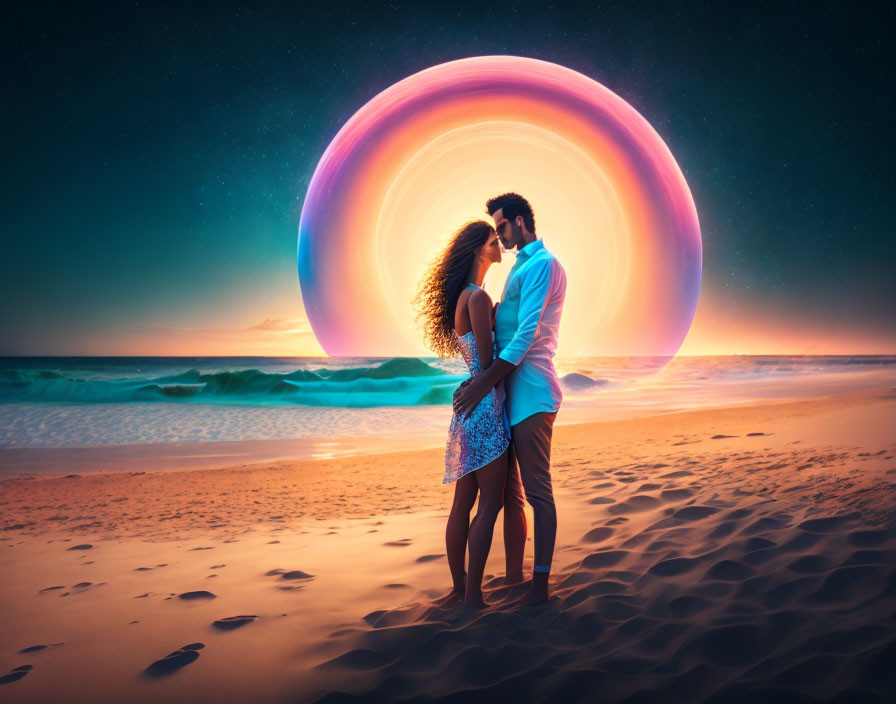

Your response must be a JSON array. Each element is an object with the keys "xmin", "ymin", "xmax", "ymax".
[{"xmin": 2, "ymin": 386, "xmax": 895, "ymax": 703}]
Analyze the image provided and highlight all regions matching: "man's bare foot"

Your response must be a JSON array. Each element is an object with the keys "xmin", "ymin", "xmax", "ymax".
[
  {"xmin": 516, "ymin": 587, "xmax": 549, "ymax": 607},
  {"xmin": 514, "ymin": 573, "xmax": 550, "ymax": 607}
]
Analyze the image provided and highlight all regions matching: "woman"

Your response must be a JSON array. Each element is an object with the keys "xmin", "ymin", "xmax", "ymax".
[{"xmin": 415, "ymin": 220, "xmax": 511, "ymax": 609}]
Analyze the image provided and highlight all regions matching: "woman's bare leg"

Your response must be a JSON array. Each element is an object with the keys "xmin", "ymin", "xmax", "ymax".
[
  {"xmin": 445, "ymin": 473, "xmax": 477, "ymax": 595},
  {"xmin": 503, "ymin": 443, "xmax": 527, "ymax": 583},
  {"xmin": 465, "ymin": 451, "xmax": 508, "ymax": 608}
]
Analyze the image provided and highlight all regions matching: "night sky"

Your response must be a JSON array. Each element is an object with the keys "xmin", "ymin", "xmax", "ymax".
[{"xmin": 3, "ymin": 1, "xmax": 894, "ymax": 355}]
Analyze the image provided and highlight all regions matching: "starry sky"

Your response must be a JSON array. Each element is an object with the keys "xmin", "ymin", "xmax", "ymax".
[{"xmin": 3, "ymin": 1, "xmax": 894, "ymax": 356}]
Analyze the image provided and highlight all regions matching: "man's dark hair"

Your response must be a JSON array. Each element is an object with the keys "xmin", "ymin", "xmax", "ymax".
[{"xmin": 486, "ymin": 192, "xmax": 535, "ymax": 234}]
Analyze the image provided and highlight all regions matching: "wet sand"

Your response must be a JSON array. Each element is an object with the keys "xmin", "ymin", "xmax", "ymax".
[{"xmin": 1, "ymin": 387, "xmax": 895, "ymax": 702}]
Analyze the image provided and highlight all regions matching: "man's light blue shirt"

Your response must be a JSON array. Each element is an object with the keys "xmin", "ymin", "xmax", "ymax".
[{"xmin": 495, "ymin": 238, "xmax": 567, "ymax": 427}]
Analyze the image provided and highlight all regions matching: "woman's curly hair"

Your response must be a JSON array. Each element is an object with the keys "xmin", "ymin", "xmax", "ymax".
[{"xmin": 414, "ymin": 220, "xmax": 495, "ymax": 358}]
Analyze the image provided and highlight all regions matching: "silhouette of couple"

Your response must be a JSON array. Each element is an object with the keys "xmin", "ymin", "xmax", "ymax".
[{"xmin": 416, "ymin": 192, "xmax": 566, "ymax": 609}]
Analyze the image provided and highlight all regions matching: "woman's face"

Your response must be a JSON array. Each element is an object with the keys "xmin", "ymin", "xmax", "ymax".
[{"xmin": 479, "ymin": 229, "xmax": 502, "ymax": 264}]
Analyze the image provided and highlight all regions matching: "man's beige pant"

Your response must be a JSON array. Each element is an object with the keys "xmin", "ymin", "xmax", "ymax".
[{"xmin": 507, "ymin": 411, "xmax": 558, "ymax": 573}]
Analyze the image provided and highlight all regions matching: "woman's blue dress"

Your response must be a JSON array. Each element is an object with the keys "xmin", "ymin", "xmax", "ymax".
[{"xmin": 443, "ymin": 290, "xmax": 511, "ymax": 483}]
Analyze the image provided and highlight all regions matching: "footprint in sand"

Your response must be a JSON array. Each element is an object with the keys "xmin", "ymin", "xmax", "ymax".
[
  {"xmin": 68, "ymin": 582, "xmax": 93, "ymax": 592},
  {"xmin": 711, "ymin": 434, "xmax": 739, "ymax": 440},
  {"xmin": 705, "ymin": 559, "xmax": 754, "ymax": 581},
  {"xmin": 212, "ymin": 615, "xmax": 258, "ymax": 631},
  {"xmin": 143, "ymin": 643, "xmax": 205, "ymax": 677},
  {"xmin": 581, "ymin": 550, "xmax": 628, "ymax": 568},
  {"xmin": 280, "ymin": 570, "xmax": 314, "ymax": 580},
  {"xmin": 694, "ymin": 624, "xmax": 764, "ymax": 667},
  {"xmin": 660, "ymin": 488, "xmax": 694, "ymax": 502},
  {"xmin": 581, "ymin": 527, "xmax": 614, "ymax": 543},
  {"xmin": 649, "ymin": 556, "xmax": 701, "ymax": 576},
  {"xmin": 660, "ymin": 470, "xmax": 693, "ymax": 479},
  {"xmin": 607, "ymin": 495, "xmax": 661, "ymax": 515},
  {"xmin": 66, "ymin": 544, "xmax": 93, "ymax": 551},
  {"xmin": 0, "ymin": 665, "xmax": 32, "ymax": 685},
  {"xmin": 667, "ymin": 595, "xmax": 713, "ymax": 617},
  {"xmin": 265, "ymin": 568, "xmax": 315, "ymax": 583},
  {"xmin": 842, "ymin": 549, "xmax": 889, "ymax": 566},
  {"xmin": 743, "ymin": 537, "xmax": 776, "ymax": 552},
  {"xmin": 415, "ymin": 554, "xmax": 446, "ymax": 563},
  {"xmin": 673, "ymin": 505, "xmax": 720, "ymax": 521},
  {"xmin": 787, "ymin": 555, "xmax": 829, "ymax": 573},
  {"xmin": 383, "ymin": 538, "xmax": 413, "ymax": 547},
  {"xmin": 742, "ymin": 516, "xmax": 787, "ymax": 535},
  {"xmin": 847, "ymin": 530, "xmax": 887, "ymax": 547},
  {"xmin": 803, "ymin": 566, "xmax": 885, "ymax": 605},
  {"xmin": 178, "ymin": 590, "xmax": 217, "ymax": 601},
  {"xmin": 796, "ymin": 512, "xmax": 861, "ymax": 534},
  {"xmin": 597, "ymin": 598, "xmax": 640, "ymax": 622},
  {"xmin": 724, "ymin": 508, "xmax": 755, "ymax": 520}
]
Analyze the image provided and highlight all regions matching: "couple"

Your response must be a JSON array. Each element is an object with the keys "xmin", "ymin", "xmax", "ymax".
[{"xmin": 417, "ymin": 192, "xmax": 567, "ymax": 610}]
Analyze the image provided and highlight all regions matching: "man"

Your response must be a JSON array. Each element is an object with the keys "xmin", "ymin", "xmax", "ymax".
[{"xmin": 453, "ymin": 192, "xmax": 567, "ymax": 606}]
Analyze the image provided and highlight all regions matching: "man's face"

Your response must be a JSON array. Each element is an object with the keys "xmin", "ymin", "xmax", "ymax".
[{"xmin": 491, "ymin": 208, "xmax": 521, "ymax": 250}]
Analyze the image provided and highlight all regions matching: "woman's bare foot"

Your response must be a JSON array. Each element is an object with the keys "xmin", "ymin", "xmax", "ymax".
[
  {"xmin": 434, "ymin": 582, "xmax": 465, "ymax": 607},
  {"xmin": 504, "ymin": 572, "xmax": 525, "ymax": 584},
  {"xmin": 463, "ymin": 590, "xmax": 489, "ymax": 609}
]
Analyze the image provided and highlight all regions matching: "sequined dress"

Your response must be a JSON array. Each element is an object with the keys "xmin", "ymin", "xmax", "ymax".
[{"xmin": 443, "ymin": 311, "xmax": 511, "ymax": 484}]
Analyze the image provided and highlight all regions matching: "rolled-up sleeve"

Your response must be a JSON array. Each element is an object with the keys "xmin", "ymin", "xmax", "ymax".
[{"xmin": 498, "ymin": 258, "xmax": 557, "ymax": 366}]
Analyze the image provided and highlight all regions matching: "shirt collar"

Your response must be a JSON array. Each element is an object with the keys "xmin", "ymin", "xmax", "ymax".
[{"xmin": 516, "ymin": 238, "xmax": 544, "ymax": 260}]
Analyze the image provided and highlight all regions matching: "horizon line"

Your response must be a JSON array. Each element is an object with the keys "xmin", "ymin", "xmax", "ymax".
[{"xmin": 1, "ymin": 353, "xmax": 895, "ymax": 360}]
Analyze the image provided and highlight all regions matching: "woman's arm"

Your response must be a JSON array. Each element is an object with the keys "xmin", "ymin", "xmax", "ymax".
[{"xmin": 467, "ymin": 288, "xmax": 494, "ymax": 371}]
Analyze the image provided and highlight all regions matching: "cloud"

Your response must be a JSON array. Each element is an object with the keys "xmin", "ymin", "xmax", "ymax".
[
  {"xmin": 247, "ymin": 317, "xmax": 312, "ymax": 334},
  {"xmin": 136, "ymin": 316, "xmax": 314, "ymax": 336}
]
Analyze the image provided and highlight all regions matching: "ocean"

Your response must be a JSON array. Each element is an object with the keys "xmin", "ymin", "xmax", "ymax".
[{"xmin": 1, "ymin": 355, "xmax": 894, "ymax": 454}]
